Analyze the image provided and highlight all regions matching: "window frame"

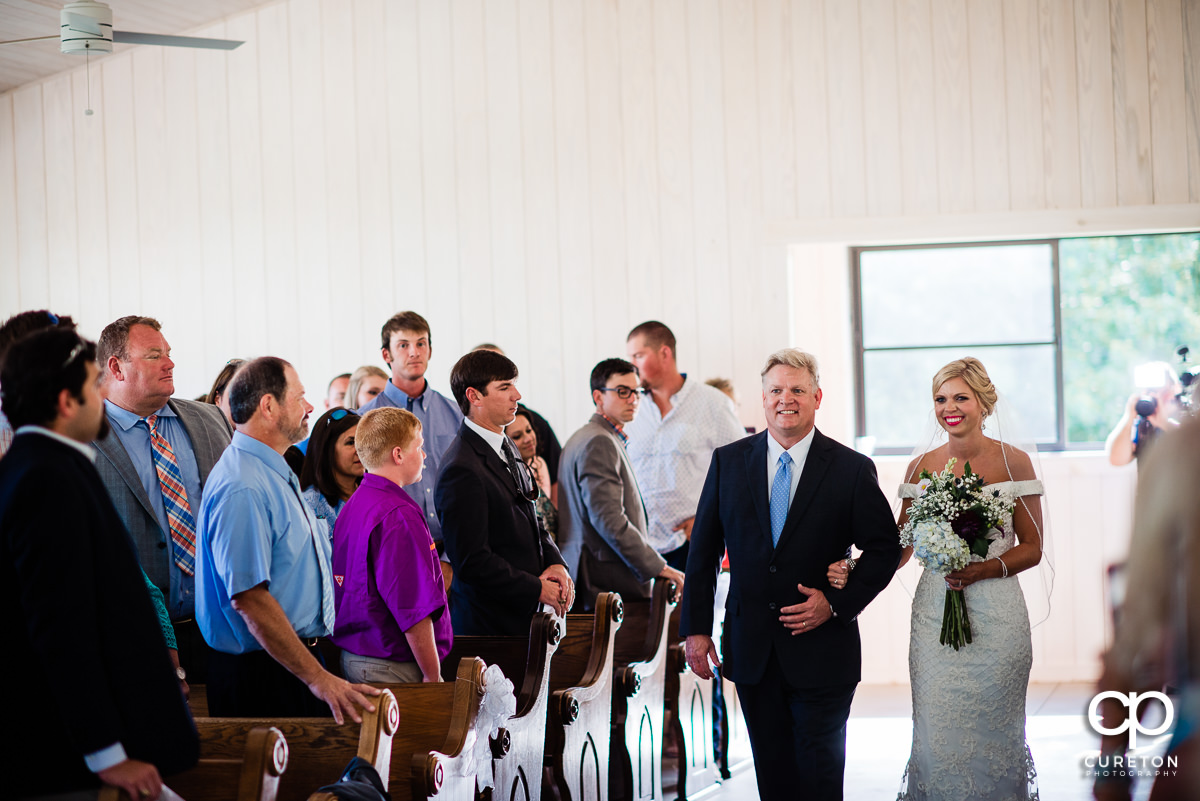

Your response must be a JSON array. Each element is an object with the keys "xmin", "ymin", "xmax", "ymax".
[{"xmin": 850, "ymin": 238, "xmax": 1068, "ymax": 455}]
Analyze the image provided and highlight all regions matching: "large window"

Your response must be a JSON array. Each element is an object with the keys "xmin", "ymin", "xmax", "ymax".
[{"xmin": 853, "ymin": 232, "xmax": 1200, "ymax": 453}]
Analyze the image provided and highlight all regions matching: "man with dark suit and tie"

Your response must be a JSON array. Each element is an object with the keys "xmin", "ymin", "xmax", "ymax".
[
  {"xmin": 679, "ymin": 349, "xmax": 900, "ymax": 801},
  {"xmin": 93, "ymin": 315, "xmax": 233, "ymax": 687},
  {"xmin": 1, "ymin": 329, "xmax": 198, "ymax": 800},
  {"xmin": 557, "ymin": 358, "xmax": 685, "ymax": 610},
  {"xmin": 436, "ymin": 349, "xmax": 574, "ymax": 635}
]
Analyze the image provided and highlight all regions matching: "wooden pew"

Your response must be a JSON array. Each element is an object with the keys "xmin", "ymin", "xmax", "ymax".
[
  {"xmin": 126, "ymin": 691, "xmax": 390, "ymax": 801},
  {"xmin": 307, "ymin": 683, "xmax": 400, "ymax": 801},
  {"xmin": 610, "ymin": 579, "xmax": 677, "ymax": 801},
  {"xmin": 666, "ymin": 606, "xmax": 720, "ymax": 801},
  {"xmin": 132, "ymin": 690, "xmax": 397, "ymax": 801},
  {"xmin": 377, "ymin": 656, "xmax": 514, "ymax": 801},
  {"xmin": 442, "ymin": 611, "xmax": 563, "ymax": 801},
  {"xmin": 548, "ymin": 592, "xmax": 624, "ymax": 801},
  {"xmin": 97, "ymin": 725, "xmax": 288, "ymax": 801}
]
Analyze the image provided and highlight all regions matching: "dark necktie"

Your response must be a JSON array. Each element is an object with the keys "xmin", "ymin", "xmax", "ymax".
[{"xmin": 501, "ymin": 437, "xmax": 527, "ymax": 495}]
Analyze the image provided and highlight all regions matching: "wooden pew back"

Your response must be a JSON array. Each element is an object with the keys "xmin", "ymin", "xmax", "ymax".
[
  {"xmin": 610, "ymin": 579, "xmax": 678, "ymax": 801},
  {"xmin": 549, "ymin": 592, "xmax": 624, "ymax": 801},
  {"xmin": 98, "ymin": 725, "xmax": 288, "ymax": 801},
  {"xmin": 375, "ymin": 656, "xmax": 506, "ymax": 801},
  {"xmin": 667, "ymin": 607, "xmax": 720, "ymax": 800},
  {"xmin": 442, "ymin": 611, "xmax": 562, "ymax": 801}
]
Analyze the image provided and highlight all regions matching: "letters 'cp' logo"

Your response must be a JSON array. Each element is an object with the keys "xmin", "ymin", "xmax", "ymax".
[{"xmin": 1087, "ymin": 691, "xmax": 1174, "ymax": 749}]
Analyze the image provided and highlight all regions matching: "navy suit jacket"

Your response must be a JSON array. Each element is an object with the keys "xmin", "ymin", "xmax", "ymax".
[
  {"xmin": 0, "ymin": 433, "xmax": 198, "ymax": 796},
  {"xmin": 436, "ymin": 423, "xmax": 566, "ymax": 636},
  {"xmin": 678, "ymin": 428, "xmax": 900, "ymax": 688}
]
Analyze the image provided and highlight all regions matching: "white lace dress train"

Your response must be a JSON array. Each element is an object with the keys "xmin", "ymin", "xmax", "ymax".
[{"xmin": 897, "ymin": 480, "xmax": 1042, "ymax": 801}]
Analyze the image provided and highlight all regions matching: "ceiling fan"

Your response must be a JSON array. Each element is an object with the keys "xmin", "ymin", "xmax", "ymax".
[{"xmin": 0, "ymin": 0, "xmax": 244, "ymax": 53}]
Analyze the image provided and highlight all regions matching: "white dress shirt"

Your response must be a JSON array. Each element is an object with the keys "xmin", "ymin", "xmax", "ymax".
[{"xmin": 766, "ymin": 426, "xmax": 816, "ymax": 508}]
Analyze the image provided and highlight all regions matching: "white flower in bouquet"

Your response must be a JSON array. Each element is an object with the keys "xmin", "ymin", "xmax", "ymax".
[{"xmin": 904, "ymin": 518, "xmax": 971, "ymax": 576}]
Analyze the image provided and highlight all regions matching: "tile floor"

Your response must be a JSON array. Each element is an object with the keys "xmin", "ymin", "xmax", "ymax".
[{"xmin": 697, "ymin": 682, "xmax": 1170, "ymax": 801}]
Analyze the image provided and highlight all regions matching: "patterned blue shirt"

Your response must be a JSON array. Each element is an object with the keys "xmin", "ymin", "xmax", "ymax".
[
  {"xmin": 358, "ymin": 378, "xmax": 463, "ymax": 543},
  {"xmin": 104, "ymin": 399, "xmax": 204, "ymax": 619},
  {"xmin": 197, "ymin": 432, "xmax": 335, "ymax": 654},
  {"xmin": 303, "ymin": 486, "xmax": 345, "ymax": 541}
]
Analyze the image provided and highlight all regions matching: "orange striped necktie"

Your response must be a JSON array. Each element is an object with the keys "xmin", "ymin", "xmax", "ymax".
[{"xmin": 143, "ymin": 414, "xmax": 197, "ymax": 576}]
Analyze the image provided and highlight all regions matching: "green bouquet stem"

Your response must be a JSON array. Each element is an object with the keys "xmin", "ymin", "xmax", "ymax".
[{"xmin": 939, "ymin": 588, "xmax": 973, "ymax": 650}]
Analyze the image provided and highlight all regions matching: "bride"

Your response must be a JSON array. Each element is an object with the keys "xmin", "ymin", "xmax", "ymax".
[{"xmin": 829, "ymin": 357, "xmax": 1045, "ymax": 800}]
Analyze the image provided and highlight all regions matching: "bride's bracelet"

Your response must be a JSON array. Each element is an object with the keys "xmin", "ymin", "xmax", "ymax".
[{"xmin": 993, "ymin": 556, "xmax": 1009, "ymax": 579}]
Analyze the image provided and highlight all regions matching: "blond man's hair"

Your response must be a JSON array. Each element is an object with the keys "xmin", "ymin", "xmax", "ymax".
[
  {"xmin": 760, "ymin": 349, "xmax": 820, "ymax": 390},
  {"xmin": 356, "ymin": 407, "xmax": 422, "ymax": 470}
]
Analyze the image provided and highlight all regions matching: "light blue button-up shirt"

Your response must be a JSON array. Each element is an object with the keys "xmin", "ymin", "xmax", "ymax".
[
  {"xmin": 358, "ymin": 378, "xmax": 463, "ymax": 543},
  {"xmin": 104, "ymin": 399, "xmax": 204, "ymax": 619},
  {"xmin": 197, "ymin": 432, "xmax": 335, "ymax": 654}
]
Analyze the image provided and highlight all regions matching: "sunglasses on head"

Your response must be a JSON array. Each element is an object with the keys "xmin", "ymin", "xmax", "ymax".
[{"xmin": 326, "ymin": 408, "xmax": 359, "ymax": 425}]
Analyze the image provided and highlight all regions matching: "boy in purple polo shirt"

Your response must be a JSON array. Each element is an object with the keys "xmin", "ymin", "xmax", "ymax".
[{"xmin": 331, "ymin": 408, "xmax": 452, "ymax": 683}]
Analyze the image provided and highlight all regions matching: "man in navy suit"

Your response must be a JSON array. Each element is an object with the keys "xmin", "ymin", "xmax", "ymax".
[
  {"xmin": 0, "ymin": 329, "xmax": 198, "ymax": 800},
  {"xmin": 679, "ymin": 349, "xmax": 900, "ymax": 801},
  {"xmin": 436, "ymin": 349, "xmax": 573, "ymax": 635}
]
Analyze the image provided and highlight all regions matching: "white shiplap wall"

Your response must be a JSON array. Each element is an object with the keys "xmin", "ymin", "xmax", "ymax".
[{"xmin": 2, "ymin": 0, "xmax": 1199, "ymax": 680}]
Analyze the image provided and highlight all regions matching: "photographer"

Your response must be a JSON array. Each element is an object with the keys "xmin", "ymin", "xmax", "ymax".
[{"xmin": 1104, "ymin": 362, "xmax": 1182, "ymax": 467}]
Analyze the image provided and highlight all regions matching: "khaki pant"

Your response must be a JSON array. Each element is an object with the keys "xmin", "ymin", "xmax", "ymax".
[{"xmin": 340, "ymin": 651, "xmax": 424, "ymax": 683}]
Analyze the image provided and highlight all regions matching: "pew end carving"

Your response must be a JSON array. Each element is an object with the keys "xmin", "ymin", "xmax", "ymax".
[
  {"xmin": 610, "ymin": 578, "xmax": 677, "ymax": 801},
  {"xmin": 442, "ymin": 611, "xmax": 563, "ymax": 801},
  {"xmin": 97, "ymin": 725, "xmax": 288, "ymax": 801},
  {"xmin": 548, "ymin": 592, "xmax": 624, "ymax": 801}
]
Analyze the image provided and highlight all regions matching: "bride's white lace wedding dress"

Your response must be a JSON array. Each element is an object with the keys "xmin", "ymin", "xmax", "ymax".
[{"xmin": 896, "ymin": 479, "xmax": 1042, "ymax": 801}]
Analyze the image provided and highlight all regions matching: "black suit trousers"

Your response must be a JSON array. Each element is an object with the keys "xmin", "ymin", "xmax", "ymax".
[{"xmin": 736, "ymin": 647, "xmax": 857, "ymax": 801}]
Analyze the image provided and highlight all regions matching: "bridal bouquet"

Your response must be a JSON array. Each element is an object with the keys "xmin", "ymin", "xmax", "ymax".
[{"xmin": 899, "ymin": 458, "xmax": 1014, "ymax": 650}]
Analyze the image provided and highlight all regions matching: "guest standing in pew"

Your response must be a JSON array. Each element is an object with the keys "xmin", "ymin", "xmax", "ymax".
[
  {"xmin": 506, "ymin": 409, "xmax": 559, "ymax": 542},
  {"xmin": 557, "ymin": 358, "xmax": 686, "ymax": 611},
  {"xmin": 196, "ymin": 356, "xmax": 381, "ymax": 722},
  {"xmin": 679, "ymin": 349, "xmax": 900, "ymax": 801},
  {"xmin": 344, "ymin": 364, "xmax": 389, "ymax": 411},
  {"xmin": 436, "ymin": 349, "xmax": 574, "ymax": 634},
  {"xmin": 358, "ymin": 312, "xmax": 463, "ymax": 579},
  {"xmin": 473, "ymin": 343, "xmax": 565, "ymax": 500},
  {"xmin": 331, "ymin": 408, "xmax": 452, "ymax": 683},
  {"xmin": 624, "ymin": 321, "xmax": 746, "ymax": 571},
  {"xmin": 0, "ymin": 309, "xmax": 77, "ymax": 460},
  {"xmin": 300, "ymin": 407, "xmax": 364, "ymax": 535},
  {"xmin": 1, "ymin": 329, "xmax": 199, "ymax": 801},
  {"xmin": 204, "ymin": 357, "xmax": 247, "ymax": 427},
  {"xmin": 93, "ymin": 316, "xmax": 234, "ymax": 689}
]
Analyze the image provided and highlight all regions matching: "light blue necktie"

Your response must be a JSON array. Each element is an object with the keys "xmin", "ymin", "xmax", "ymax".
[{"xmin": 770, "ymin": 452, "xmax": 793, "ymax": 546}]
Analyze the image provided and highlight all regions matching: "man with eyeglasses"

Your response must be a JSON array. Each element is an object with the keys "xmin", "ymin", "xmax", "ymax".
[
  {"xmin": 436, "ymin": 349, "xmax": 573, "ymax": 635},
  {"xmin": 558, "ymin": 358, "xmax": 686, "ymax": 611},
  {"xmin": 93, "ymin": 315, "xmax": 233, "ymax": 694},
  {"xmin": 1, "ymin": 329, "xmax": 199, "ymax": 800},
  {"xmin": 625, "ymin": 321, "xmax": 746, "ymax": 570}
]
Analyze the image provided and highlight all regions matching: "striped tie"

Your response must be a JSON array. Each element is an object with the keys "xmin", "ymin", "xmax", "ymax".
[{"xmin": 144, "ymin": 414, "xmax": 197, "ymax": 576}]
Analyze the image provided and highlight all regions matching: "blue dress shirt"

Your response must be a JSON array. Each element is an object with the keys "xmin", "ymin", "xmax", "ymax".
[
  {"xmin": 104, "ymin": 400, "xmax": 204, "ymax": 619},
  {"xmin": 196, "ymin": 432, "xmax": 335, "ymax": 654},
  {"xmin": 358, "ymin": 379, "xmax": 463, "ymax": 544}
]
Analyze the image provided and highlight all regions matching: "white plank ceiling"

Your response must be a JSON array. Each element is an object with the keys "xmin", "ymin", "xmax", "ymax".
[{"xmin": 0, "ymin": 0, "xmax": 271, "ymax": 94}]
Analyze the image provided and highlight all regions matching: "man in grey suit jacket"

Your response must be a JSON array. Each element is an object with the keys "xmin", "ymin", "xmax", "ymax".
[
  {"xmin": 93, "ymin": 316, "xmax": 232, "ymax": 684},
  {"xmin": 558, "ymin": 358, "xmax": 685, "ymax": 610}
]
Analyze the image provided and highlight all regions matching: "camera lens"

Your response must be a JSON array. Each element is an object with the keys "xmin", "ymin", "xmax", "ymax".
[{"xmin": 1135, "ymin": 397, "xmax": 1158, "ymax": 417}]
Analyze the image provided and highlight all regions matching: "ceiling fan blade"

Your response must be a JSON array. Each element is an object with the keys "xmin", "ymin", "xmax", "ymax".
[
  {"xmin": 112, "ymin": 30, "xmax": 244, "ymax": 50},
  {"xmin": 0, "ymin": 35, "xmax": 59, "ymax": 47}
]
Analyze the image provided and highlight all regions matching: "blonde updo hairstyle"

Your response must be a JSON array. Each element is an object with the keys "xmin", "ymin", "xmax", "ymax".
[{"xmin": 931, "ymin": 357, "xmax": 998, "ymax": 421}]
